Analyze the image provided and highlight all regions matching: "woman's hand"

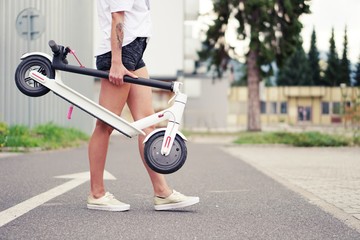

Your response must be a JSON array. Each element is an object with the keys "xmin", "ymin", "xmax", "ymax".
[{"xmin": 109, "ymin": 63, "xmax": 138, "ymax": 86}]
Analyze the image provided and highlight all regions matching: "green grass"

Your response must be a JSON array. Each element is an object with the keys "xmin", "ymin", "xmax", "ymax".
[
  {"xmin": 183, "ymin": 129, "xmax": 359, "ymax": 147},
  {"xmin": 233, "ymin": 131, "xmax": 353, "ymax": 147},
  {"xmin": 1, "ymin": 122, "xmax": 359, "ymax": 151},
  {"xmin": 0, "ymin": 122, "xmax": 89, "ymax": 152}
]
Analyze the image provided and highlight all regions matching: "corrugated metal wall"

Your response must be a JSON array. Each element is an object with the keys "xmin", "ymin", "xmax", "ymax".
[{"xmin": 0, "ymin": 0, "xmax": 95, "ymax": 134}]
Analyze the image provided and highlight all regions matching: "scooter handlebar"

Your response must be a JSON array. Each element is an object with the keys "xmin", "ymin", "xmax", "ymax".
[
  {"xmin": 48, "ymin": 40, "xmax": 60, "ymax": 55},
  {"xmin": 57, "ymin": 64, "xmax": 174, "ymax": 90},
  {"xmin": 48, "ymin": 40, "xmax": 175, "ymax": 92},
  {"xmin": 103, "ymin": 71, "xmax": 174, "ymax": 91}
]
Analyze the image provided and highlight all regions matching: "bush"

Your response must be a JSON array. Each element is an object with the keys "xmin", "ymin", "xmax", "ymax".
[
  {"xmin": 292, "ymin": 132, "xmax": 348, "ymax": 147},
  {"xmin": 33, "ymin": 123, "xmax": 88, "ymax": 149},
  {"xmin": 234, "ymin": 131, "xmax": 351, "ymax": 147},
  {"xmin": 353, "ymin": 132, "xmax": 360, "ymax": 146},
  {"xmin": 0, "ymin": 122, "xmax": 9, "ymax": 147},
  {"xmin": 2, "ymin": 123, "xmax": 88, "ymax": 151},
  {"xmin": 6, "ymin": 125, "xmax": 40, "ymax": 148}
]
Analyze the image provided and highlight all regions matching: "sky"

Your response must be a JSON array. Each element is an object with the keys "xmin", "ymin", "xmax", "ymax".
[
  {"xmin": 199, "ymin": 0, "xmax": 360, "ymax": 63},
  {"xmin": 301, "ymin": 0, "xmax": 360, "ymax": 63}
]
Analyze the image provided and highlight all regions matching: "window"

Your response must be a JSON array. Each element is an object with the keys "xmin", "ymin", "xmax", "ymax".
[
  {"xmin": 332, "ymin": 102, "xmax": 341, "ymax": 114},
  {"xmin": 270, "ymin": 102, "xmax": 277, "ymax": 114},
  {"xmin": 322, "ymin": 102, "xmax": 329, "ymax": 114},
  {"xmin": 280, "ymin": 102, "xmax": 287, "ymax": 114},
  {"xmin": 298, "ymin": 106, "xmax": 312, "ymax": 121},
  {"xmin": 260, "ymin": 101, "xmax": 267, "ymax": 114}
]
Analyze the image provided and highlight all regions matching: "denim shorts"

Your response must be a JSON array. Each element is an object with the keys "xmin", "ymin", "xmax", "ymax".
[{"xmin": 96, "ymin": 37, "xmax": 147, "ymax": 71}]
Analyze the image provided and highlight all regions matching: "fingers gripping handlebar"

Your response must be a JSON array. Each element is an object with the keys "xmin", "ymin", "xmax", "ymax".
[{"xmin": 48, "ymin": 40, "xmax": 175, "ymax": 91}]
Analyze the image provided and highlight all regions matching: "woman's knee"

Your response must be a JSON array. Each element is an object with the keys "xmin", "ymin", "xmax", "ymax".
[
  {"xmin": 142, "ymin": 125, "xmax": 155, "ymax": 135},
  {"xmin": 94, "ymin": 119, "xmax": 114, "ymax": 135}
]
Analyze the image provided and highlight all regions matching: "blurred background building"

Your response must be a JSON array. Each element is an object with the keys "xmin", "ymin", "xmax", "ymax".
[
  {"xmin": 1, "ymin": 0, "xmax": 356, "ymax": 134},
  {"xmin": 1, "ymin": 0, "xmax": 95, "ymax": 134}
]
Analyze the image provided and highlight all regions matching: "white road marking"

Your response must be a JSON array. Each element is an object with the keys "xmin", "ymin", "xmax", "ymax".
[{"xmin": 0, "ymin": 170, "xmax": 116, "ymax": 227}]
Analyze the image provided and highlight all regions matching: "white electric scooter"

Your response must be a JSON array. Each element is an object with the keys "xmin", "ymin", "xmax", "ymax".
[{"xmin": 15, "ymin": 40, "xmax": 188, "ymax": 174}]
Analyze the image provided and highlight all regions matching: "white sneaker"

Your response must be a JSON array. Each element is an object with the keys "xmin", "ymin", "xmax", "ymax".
[
  {"xmin": 154, "ymin": 190, "xmax": 199, "ymax": 211},
  {"xmin": 87, "ymin": 192, "xmax": 130, "ymax": 212}
]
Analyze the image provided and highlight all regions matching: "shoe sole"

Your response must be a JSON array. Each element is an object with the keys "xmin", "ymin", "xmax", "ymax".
[
  {"xmin": 154, "ymin": 197, "xmax": 200, "ymax": 211},
  {"xmin": 87, "ymin": 204, "xmax": 130, "ymax": 212}
]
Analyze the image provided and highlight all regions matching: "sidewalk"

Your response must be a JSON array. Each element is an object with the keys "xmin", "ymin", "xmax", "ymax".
[
  {"xmin": 2, "ymin": 135, "xmax": 360, "ymax": 234},
  {"xmin": 222, "ymin": 144, "xmax": 360, "ymax": 232},
  {"xmin": 0, "ymin": 152, "xmax": 22, "ymax": 158}
]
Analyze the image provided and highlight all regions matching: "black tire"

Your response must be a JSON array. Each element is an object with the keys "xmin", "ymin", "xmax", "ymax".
[
  {"xmin": 14, "ymin": 55, "xmax": 54, "ymax": 97},
  {"xmin": 144, "ymin": 131, "xmax": 187, "ymax": 174}
]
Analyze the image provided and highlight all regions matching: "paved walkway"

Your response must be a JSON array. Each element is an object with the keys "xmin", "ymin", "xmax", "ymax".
[
  {"xmin": 222, "ymin": 145, "xmax": 360, "ymax": 231},
  {"xmin": 2, "ymin": 136, "xmax": 360, "ymax": 233}
]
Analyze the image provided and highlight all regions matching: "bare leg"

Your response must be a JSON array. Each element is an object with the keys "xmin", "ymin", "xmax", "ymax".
[
  {"xmin": 88, "ymin": 79, "xmax": 131, "ymax": 198},
  {"xmin": 127, "ymin": 66, "xmax": 172, "ymax": 198}
]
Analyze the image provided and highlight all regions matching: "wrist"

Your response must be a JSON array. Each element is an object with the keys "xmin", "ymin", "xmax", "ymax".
[{"xmin": 111, "ymin": 58, "xmax": 123, "ymax": 66}]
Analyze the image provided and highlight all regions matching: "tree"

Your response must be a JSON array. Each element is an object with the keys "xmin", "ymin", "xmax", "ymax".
[
  {"xmin": 199, "ymin": 0, "xmax": 310, "ymax": 131},
  {"xmin": 355, "ymin": 55, "xmax": 360, "ymax": 87},
  {"xmin": 323, "ymin": 28, "xmax": 341, "ymax": 86},
  {"xmin": 198, "ymin": 0, "xmax": 231, "ymax": 78},
  {"xmin": 339, "ymin": 26, "xmax": 351, "ymax": 86},
  {"xmin": 308, "ymin": 28, "xmax": 321, "ymax": 85},
  {"xmin": 277, "ymin": 43, "xmax": 311, "ymax": 86}
]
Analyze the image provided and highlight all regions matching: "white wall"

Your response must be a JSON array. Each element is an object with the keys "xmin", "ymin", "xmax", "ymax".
[
  {"xmin": 144, "ymin": 1, "xmax": 184, "ymax": 77},
  {"xmin": 185, "ymin": 0, "xmax": 200, "ymax": 20},
  {"xmin": 93, "ymin": 1, "xmax": 184, "ymax": 77},
  {"xmin": 1, "ymin": 0, "xmax": 95, "ymax": 134},
  {"xmin": 184, "ymin": 77, "xmax": 229, "ymax": 130}
]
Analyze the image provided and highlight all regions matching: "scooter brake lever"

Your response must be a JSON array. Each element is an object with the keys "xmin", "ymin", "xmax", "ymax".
[
  {"xmin": 61, "ymin": 47, "xmax": 71, "ymax": 64},
  {"xmin": 167, "ymin": 82, "xmax": 183, "ymax": 104},
  {"xmin": 168, "ymin": 93, "xmax": 177, "ymax": 104}
]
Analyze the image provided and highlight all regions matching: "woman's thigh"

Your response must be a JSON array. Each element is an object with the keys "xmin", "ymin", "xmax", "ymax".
[
  {"xmin": 126, "ymin": 66, "xmax": 154, "ymax": 121},
  {"xmin": 98, "ymin": 78, "xmax": 131, "ymax": 116}
]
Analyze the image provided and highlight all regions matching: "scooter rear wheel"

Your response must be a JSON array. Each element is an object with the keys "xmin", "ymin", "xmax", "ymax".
[
  {"xmin": 144, "ymin": 131, "xmax": 187, "ymax": 174},
  {"xmin": 15, "ymin": 55, "xmax": 54, "ymax": 97}
]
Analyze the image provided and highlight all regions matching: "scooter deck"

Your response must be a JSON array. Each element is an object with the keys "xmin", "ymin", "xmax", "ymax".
[{"xmin": 29, "ymin": 71, "xmax": 145, "ymax": 137}]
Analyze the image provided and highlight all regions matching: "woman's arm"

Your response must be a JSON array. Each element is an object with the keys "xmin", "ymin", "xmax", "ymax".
[{"xmin": 109, "ymin": 11, "xmax": 137, "ymax": 85}]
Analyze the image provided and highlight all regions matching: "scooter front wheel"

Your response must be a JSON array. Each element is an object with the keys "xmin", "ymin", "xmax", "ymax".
[
  {"xmin": 144, "ymin": 131, "xmax": 187, "ymax": 174},
  {"xmin": 14, "ymin": 55, "xmax": 54, "ymax": 97}
]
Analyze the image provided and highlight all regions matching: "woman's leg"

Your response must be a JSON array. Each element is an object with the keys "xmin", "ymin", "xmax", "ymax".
[
  {"xmin": 126, "ymin": 66, "xmax": 172, "ymax": 198},
  {"xmin": 88, "ymin": 79, "xmax": 131, "ymax": 198}
]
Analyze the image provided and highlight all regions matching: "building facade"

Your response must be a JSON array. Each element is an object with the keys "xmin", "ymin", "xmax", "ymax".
[
  {"xmin": 1, "ymin": 0, "xmax": 95, "ymax": 133},
  {"xmin": 229, "ymin": 86, "xmax": 360, "ymax": 128},
  {"xmin": 2, "ymin": 0, "xmax": 206, "ymax": 134}
]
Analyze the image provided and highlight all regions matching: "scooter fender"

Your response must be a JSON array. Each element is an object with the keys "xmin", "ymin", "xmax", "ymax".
[
  {"xmin": 143, "ymin": 127, "xmax": 187, "ymax": 144},
  {"xmin": 20, "ymin": 52, "xmax": 53, "ymax": 61},
  {"xmin": 20, "ymin": 52, "xmax": 62, "ymax": 81}
]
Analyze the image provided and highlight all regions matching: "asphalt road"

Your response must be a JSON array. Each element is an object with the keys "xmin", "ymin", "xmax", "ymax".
[{"xmin": 0, "ymin": 135, "xmax": 359, "ymax": 240}]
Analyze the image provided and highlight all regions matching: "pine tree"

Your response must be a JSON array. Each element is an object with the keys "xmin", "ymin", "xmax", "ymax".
[
  {"xmin": 323, "ymin": 28, "xmax": 341, "ymax": 86},
  {"xmin": 355, "ymin": 55, "xmax": 360, "ymax": 87},
  {"xmin": 308, "ymin": 28, "xmax": 321, "ymax": 86},
  {"xmin": 277, "ymin": 44, "xmax": 311, "ymax": 86},
  {"xmin": 199, "ymin": 0, "xmax": 310, "ymax": 131},
  {"xmin": 339, "ymin": 26, "xmax": 351, "ymax": 86}
]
